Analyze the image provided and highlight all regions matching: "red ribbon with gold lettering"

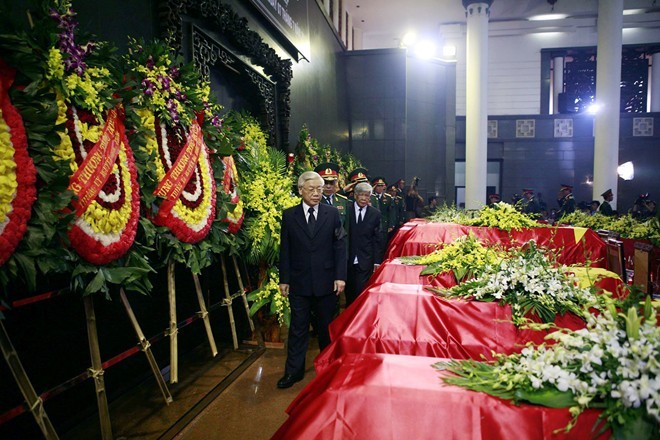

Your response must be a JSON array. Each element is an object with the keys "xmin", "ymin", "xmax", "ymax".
[
  {"xmin": 67, "ymin": 108, "xmax": 121, "ymax": 216},
  {"xmin": 154, "ymin": 120, "xmax": 203, "ymax": 218}
]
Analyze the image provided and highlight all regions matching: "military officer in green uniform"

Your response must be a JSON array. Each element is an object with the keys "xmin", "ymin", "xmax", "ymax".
[
  {"xmin": 344, "ymin": 168, "xmax": 370, "ymax": 200},
  {"xmin": 315, "ymin": 162, "xmax": 349, "ymax": 228},
  {"xmin": 388, "ymin": 184, "xmax": 406, "ymax": 230},
  {"xmin": 370, "ymin": 177, "xmax": 397, "ymax": 260},
  {"xmin": 556, "ymin": 184, "xmax": 576, "ymax": 219},
  {"xmin": 521, "ymin": 189, "xmax": 541, "ymax": 215}
]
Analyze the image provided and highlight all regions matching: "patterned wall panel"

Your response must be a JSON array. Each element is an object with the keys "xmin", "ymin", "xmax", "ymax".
[
  {"xmin": 488, "ymin": 120, "xmax": 498, "ymax": 138},
  {"xmin": 632, "ymin": 117, "xmax": 654, "ymax": 136},
  {"xmin": 516, "ymin": 119, "xmax": 535, "ymax": 138},
  {"xmin": 554, "ymin": 118, "xmax": 573, "ymax": 138}
]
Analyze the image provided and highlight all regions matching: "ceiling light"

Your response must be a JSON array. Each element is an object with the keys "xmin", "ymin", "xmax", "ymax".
[
  {"xmin": 528, "ymin": 13, "xmax": 569, "ymax": 21},
  {"xmin": 623, "ymin": 9, "xmax": 647, "ymax": 15}
]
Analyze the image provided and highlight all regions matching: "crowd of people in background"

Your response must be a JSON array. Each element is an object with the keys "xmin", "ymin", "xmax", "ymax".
[{"xmin": 487, "ymin": 184, "xmax": 657, "ymax": 223}]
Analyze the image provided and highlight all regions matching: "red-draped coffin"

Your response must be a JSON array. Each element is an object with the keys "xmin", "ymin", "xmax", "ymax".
[{"xmin": 275, "ymin": 353, "xmax": 608, "ymax": 440}]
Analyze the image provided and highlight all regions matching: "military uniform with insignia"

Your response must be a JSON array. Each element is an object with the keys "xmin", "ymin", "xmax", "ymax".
[
  {"xmin": 370, "ymin": 177, "xmax": 396, "ymax": 259},
  {"xmin": 315, "ymin": 162, "xmax": 350, "ymax": 228},
  {"xmin": 521, "ymin": 189, "xmax": 541, "ymax": 214},
  {"xmin": 556, "ymin": 184, "xmax": 576, "ymax": 219}
]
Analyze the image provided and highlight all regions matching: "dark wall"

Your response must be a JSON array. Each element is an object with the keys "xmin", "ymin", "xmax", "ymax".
[
  {"xmin": 406, "ymin": 56, "xmax": 455, "ymax": 204},
  {"xmin": 456, "ymin": 113, "xmax": 660, "ymax": 212},
  {"xmin": 222, "ymin": 0, "xmax": 349, "ymax": 151},
  {"xmin": 344, "ymin": 49, "xmax": 407, "ymax": 184},
  {"xmin": 344, "ymin": 49, "xmax": 456, "ymax": 202}
]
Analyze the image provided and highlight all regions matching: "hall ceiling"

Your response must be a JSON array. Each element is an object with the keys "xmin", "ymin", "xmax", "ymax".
[{"xmin": 343, "ymin": 0, "xmax": 660, "ymax": 48}]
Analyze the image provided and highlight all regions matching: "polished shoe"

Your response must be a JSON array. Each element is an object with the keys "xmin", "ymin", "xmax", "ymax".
[{"xmin": 277, "ymin": 373, "xmax": 303, "ymax": 389}]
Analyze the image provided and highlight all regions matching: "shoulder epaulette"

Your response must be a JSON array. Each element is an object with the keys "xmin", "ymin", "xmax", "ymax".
[
  {"xmin": 383, "ymin": 193, "xmax": 393, "ymax": 200},
  {"xmin": 335, "ymin": 193, "xmax": 348, "ymax": 200}
]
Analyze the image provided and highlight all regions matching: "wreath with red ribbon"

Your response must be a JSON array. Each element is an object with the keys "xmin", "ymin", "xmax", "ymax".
[
  {"xmin": 60, "ymin": 105, "xmax": 140, "ymax": 265},
  {"xmin": 0, "ymin": 61, "xmax": 37, "ymax": 266}
]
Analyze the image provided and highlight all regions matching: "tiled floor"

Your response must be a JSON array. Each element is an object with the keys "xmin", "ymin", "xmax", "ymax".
[{"xmin": 63, "ymin": 340, "xmax": 320, "ymax": 439}]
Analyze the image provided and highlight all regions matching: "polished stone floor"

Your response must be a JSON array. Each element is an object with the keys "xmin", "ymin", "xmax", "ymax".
[{"xmin": 63, "ymin": 340, "xmax": 319, "ymax": 440}]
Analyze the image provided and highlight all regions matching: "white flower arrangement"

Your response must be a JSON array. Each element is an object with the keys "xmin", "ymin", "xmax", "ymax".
[
  {"xmin": 435, "ymin": 297, "xmax": 659, "ymax": 438},
  {"xmin": 429, "ymin": 241, "xmax": 599, "ymax": 324}
]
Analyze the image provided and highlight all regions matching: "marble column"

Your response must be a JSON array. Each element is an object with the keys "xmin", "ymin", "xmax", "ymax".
[
  {"xmin": 593, "ymin": 0, "xmax": 623, "ymax": 210},
  {"xmin": 552, "ymin": 56, "xmax": 564, "ymax": 114},
  {"xmin": 462, "ymin": 0, "xmax": 492, "ymax": 209},
  {"xmin": 651, "ymin": 52, "xmax": 660, "ymax": 112}
]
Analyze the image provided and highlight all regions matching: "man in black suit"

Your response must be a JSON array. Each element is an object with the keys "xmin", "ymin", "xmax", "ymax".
[
  {"xmin": 277, "ymin": 171, "xmax": 347, "ymax": 389},
  {"xmin": 346, "ymin": 182, "xmax": 383, "ymax": 307}
]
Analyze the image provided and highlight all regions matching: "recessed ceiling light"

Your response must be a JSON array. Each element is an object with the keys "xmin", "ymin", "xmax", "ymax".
[
  {"xmin": 623, "ymin": 9, "xmax": 646, "ymax": 15},
  {"xmin": 528, "ymin": 13, "xmax": 569, "ymax": 21}
]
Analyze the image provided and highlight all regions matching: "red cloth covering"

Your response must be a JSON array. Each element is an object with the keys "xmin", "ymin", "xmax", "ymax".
[
  {"xmin": 385, "ymin": 222, "xmax": 607, "ymax": 268},
  {"xmin": 274, "ymin": 353, "xmax": 608, "ymax": 440},
  {"xmin": 315, "ymin": 280, "xmax": 586, "ymax": 373}
]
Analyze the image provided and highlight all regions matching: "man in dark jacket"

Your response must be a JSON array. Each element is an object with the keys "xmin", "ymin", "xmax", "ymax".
[
  {"xmin": 599, "ymin": 188, "xmax": 615, "ymax": 216},
  {"xmin": 277, "ymin": 171, "xmax": 347, "ymax": 389},
  {"xmin": 346, "ymin": 182, "xmax": 383, "ymax": 307}
]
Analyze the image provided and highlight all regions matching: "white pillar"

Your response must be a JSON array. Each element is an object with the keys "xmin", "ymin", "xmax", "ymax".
[
  {"xmin": 552, "ymin": 56, "xmax": 564, "ymax": 114},
  {"xmin": 593, "ymin": 0, "xmax": 623, "ymax": 210},
  {"xmin": 463, "ymin": 0, "xmax": 491, "ymax": 209},
  {"xmin": 651, "ymin": 52, "xmax": 660, "ymax": 112}
]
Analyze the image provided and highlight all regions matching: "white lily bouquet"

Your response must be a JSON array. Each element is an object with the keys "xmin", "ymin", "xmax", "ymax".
[{"xmin": 434, "ymin": 297, "xmax": 659, "ymax": 439}]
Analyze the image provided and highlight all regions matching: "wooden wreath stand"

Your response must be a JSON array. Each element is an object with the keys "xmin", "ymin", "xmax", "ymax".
[
  {"xmin": 118, "ymin": 289, "xmax": 173, "ymax": 405},
  {"xmin": 82, "ymin": 294, "xmax": 112, "ymax": 440},
  {"xmin": 219, "ymin": 254, "xmax": 255, "ymax": 349},
  {"xmin": 0, "ymin": 320, "xmax": 59, "ymax": 439},
  {"xmin": 167, "ymin": 260, "xmax": 218, "ymax": 384}
]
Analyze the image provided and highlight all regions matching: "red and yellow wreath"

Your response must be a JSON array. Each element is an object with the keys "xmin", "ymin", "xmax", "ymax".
[
  {"xmin": 145, "ymin": 110, "xmax": 216, "ymax": 243},
  {"xmin": 53, "ymin": 103, "xmax": 140, "ymax": 265},
  {"xmin": 47, "ymin": 5, "xmax": 140, "ymax": 265},
  {"xmin": 126, "ymin": 39, "xmax": 217, "ymax": 244},
  {"xmin": 0, "ymin": 61, "xmax": 37, "ymax": 266}
]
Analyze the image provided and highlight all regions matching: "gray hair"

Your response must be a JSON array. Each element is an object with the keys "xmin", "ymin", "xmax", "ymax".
[
  {"xmin": 354, "ymin": 182, "xmax": 373, "ymax": 195},
  {"xmin": 298, "ymin": 171, "xmax": 324, "ymax": 189}
]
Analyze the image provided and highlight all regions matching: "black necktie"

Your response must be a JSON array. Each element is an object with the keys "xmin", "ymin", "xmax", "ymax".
[
  {"xmin": 325, "ymin": 195, "xmax": 332, "ymax": 206},
  {"xmin": 358, "ymin": 207, "xmax": 363, "ymax": 224},
  {"xmin": 308, "ymin": 207, "xmax": 316, "ymax": 233}
]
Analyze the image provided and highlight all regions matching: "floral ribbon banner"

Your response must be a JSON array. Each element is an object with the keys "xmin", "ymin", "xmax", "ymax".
[
  {"xmin": 149, "ymin": 115, "xmax": 216, "ymax": 243},
  {"xmin": 0, "ymin": 61, "xmax": 37, "ymax": 266}
]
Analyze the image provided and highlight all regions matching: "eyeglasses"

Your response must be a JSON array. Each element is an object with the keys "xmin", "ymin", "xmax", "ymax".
[{"xmin": 303, "ymin": 186, "xmax": 323, "ymax": 194}]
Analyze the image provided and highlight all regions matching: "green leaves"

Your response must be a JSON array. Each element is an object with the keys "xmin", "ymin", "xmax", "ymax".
[{"xmin": 514, "ymin": 387, "xmax": 577, "ymax": 408}]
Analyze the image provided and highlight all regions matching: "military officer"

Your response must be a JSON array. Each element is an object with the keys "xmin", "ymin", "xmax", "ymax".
[
  {"xmin": 556, "ymin": 184, "xmax": 576, "ymax": 219},
  {"xmin": 599, "ymin": 188, "xmax": 615, "ymax": 216},
  {"xmin": 344, "ymin": 168, "xmax": 370, "ymax": 200},
  {"xmin": 521, "ymin": 189, "xmax": 541, "ymax": 214},
  {"xmin": 315, "ymin": 162, "xmax": 349, "ymax": 228},
  {"xmin": 388, "ymin": 184, "xmax": 406, "ymax": 230},
  {"xmin": 370, "ymin": 177, "xmax": 396, "ymax": 260},
  {"xmin": 487, "ymin": 193, "xmax": 501, "ymax": 206}
]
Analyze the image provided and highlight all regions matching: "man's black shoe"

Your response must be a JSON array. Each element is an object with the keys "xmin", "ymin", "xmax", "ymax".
[{"xmin": 277, "ymin": 373, "xmax": 303, "ymax": 389}]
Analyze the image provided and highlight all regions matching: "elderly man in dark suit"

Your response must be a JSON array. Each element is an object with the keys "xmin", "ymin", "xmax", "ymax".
[
  {"xmin": 277, "ymin": 171, "xmax": 347, "ymax": 389},
  {"xmin": 346, "ymin": 182, "xmax": 383, "ymax": 307}
]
